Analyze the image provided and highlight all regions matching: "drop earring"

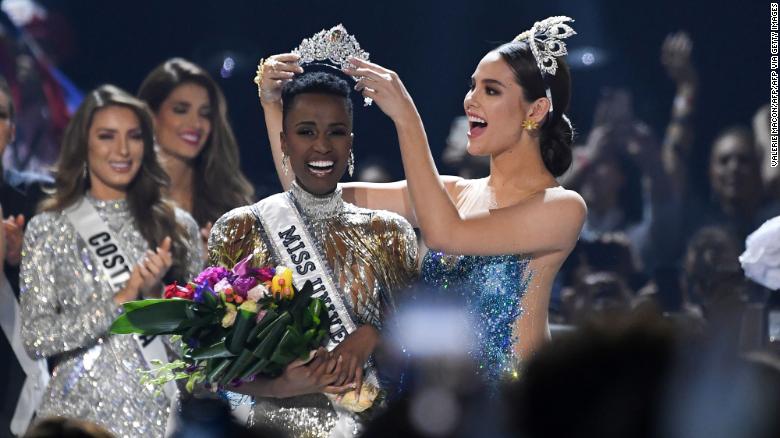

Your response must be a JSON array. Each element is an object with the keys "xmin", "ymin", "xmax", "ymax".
[
  {"xmin": 348, "ymin": 150, "xmax": 355, "ymax": 177},
  {"xmin": 282, "ymin": 154, "xmax": 290, "ymax": 175}
]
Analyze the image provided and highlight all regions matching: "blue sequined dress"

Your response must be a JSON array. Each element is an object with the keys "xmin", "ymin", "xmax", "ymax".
[{"xmin": 421, "ymin": 251, "xmax": 532, "ymax": 384}]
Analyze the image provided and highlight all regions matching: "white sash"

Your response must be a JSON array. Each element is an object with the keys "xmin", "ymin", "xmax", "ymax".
[
  {"xmin": 0, "ymin": 276, "xmax": 49, "ymax": 436},
  {"xmin": 252, "ymin": 193, "xmax": 378, "ymax": 436},
  {"xmin": 65, "ymin": 199, "xmax": 177, "ymax": 404}
]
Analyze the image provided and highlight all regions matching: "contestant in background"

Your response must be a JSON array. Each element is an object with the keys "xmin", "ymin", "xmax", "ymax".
[
  {"xmin": 138, "ymin": 58, "xmax": 254, "ymax": 245},
  {"xmin": 19, "ymin": 85, "xmax": 203, "ymax": 437}
]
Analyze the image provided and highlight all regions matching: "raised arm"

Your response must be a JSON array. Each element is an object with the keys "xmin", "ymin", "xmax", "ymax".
[
  {"xmin": 255, "ymin": 54, "xmax": 461, "ymax": 224},
  {"xmin": 346, "ymin": 59, "xmax": 586, "ymax": 256},
  {"xmin": 660, "ymin": 32, "xmax": 697, "ymax": 197}
]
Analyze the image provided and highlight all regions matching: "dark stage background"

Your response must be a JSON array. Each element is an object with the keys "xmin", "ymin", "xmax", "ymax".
[{"xmin": 45, "ymin": 0, "xmax": 767, "ymax": 195}]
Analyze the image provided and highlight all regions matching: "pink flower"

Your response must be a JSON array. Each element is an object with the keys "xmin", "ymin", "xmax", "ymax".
[
  {"xmin": 233, "ymin": 277, "xmax": 258, "ymax": 297},
  {"xmin": 257, "ymin": 267, "xmax": 275, "ymax": 282},
  {"xmin": 231, "ymin": 254, "xmax": 255, "ymax": 278},
  {"xmin": 194, "ymin": 266, "xmax": 230, "ymax": 288},
  {"xmin": 247, "ymin": 284, "xmax": 270, "ymax": 302}
]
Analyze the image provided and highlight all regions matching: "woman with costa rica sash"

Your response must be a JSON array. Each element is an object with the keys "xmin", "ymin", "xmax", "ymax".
[
  {"xmin": 208, "ymin": 71, "xmax": 418, "ymax": 437},
  {"xmin": 19, "ymin": 85, "xmax": 204, "ymax": 437}
]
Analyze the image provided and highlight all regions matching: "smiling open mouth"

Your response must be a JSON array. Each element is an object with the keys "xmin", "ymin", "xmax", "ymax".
[
  {"xmin": 109, "ymin": 161, "xmax": 132, "ymax": 172},
  {"xmin": 467, "ymin": 114, "xmax": 488, "ymax": 137},
  {"xmin": 307, "ymin": 160, "xmax": 335, "ymax": 176}
]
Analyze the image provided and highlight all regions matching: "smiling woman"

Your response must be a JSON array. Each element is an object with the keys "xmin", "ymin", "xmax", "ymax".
[
  {"xmin": 138, "ymin": 58, "xmax": 255, "ymax": 232},
  {"xmin": 280, "ymin": 72, "xmax": 354, "ymax": 195},
  {"xmin": 208, "ymin": 71, "xmax": 418, "ymax": 437},
  {"xmin": 19, "ymin": 85, "xmax": 204, "ymax": 437},
  {"xmin": 257, "ymin": 17, "xmax": 586, "ymax": 387}
]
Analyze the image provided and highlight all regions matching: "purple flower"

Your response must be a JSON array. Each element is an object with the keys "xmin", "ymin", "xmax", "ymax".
[
  {"xmin": 194, "ymin": 282, "xmax": 217, "ymax": 303},
  {"xmin": 232, "ymin": 277, "xmax": 258, "ymax": 298},
  {"xmin": 231, "ymin": 254, "xmax": 255, "ymax": 278},
  {"xmin": 185, "ymin": 337, "xmax": 200, "ymax": 349},
  {"xmin": 194, "ymin": 266, "xmax": 230, "ymax": 288}
]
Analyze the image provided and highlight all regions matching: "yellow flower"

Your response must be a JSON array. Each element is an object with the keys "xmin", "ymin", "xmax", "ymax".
[
  {"xmin": 271, "ymin": 266, "xmax": 294, "ymax": 300},
  {"xmin": 221, "ymin": 303, "xmax": 237, "ymax": 328}
]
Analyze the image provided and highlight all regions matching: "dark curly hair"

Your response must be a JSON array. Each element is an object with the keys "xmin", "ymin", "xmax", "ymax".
[
  {"xmin": 496, "ymin": 41, "xmax": 574, "ymax": 177},
  {"xmin": 281, "ymin": 71, "xmax": 353, "ymax": 127}
]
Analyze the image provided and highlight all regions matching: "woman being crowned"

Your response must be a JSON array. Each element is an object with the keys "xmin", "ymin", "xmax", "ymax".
[{"xmin": 208, "ymin": 38, "xmax": 418, "ymax": 435}]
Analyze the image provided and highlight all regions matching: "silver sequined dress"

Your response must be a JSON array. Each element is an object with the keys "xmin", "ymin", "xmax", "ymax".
[
  {"xmin": 19, "ymin": 195, "xmax": 204, "ymax": 438},
  {"xmin": 208, "ymin": 183, "xmax": 418, "ymax": 438}
]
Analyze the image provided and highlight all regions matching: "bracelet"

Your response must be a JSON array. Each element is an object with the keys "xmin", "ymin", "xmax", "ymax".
[{"xmin": 253, "ymin": 58, "xmax": 267, "ymax": 100}]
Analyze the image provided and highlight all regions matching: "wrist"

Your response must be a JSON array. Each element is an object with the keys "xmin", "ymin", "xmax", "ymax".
[
  {"xmin": 260, "ymin": 95, "xmax": 282, "ymax": 107},
  {"xmin": 392, "ymin": 107, "xmax": 422, "ymax": 130}
]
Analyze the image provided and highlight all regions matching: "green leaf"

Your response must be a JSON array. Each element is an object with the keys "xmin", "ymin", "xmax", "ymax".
[
  {"xmin": 110, "ymin": 299, "xmax": 193, "ymax": 335},
  {"xmin": 206, "ymin": 358, "xmax": 232, "ymax": 383},
  {"xmin": 251, "ymin": 312, "xmax": 292, "ymax": 360},
  {"xmin": 226, "ymin": 309, "xmax": 257, "ymax": 355},
  {"xmin": 190, "ymin": 340, "xmax": 235, "ymax": 360},
  {"xmin": 219, "ymin": 349, "xmax": 255, "ymax": 385},
  {"xmin": 240, "ymin": 358, "xmax": 270, "ymax": 380}
]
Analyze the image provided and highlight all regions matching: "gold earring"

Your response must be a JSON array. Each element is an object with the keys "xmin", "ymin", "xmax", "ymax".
[{"xmin": 522, "ymin": 119, "xmax": 539, "ymax": 131}]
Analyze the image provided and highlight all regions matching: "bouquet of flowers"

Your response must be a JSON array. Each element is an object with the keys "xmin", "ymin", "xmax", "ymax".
[{"xmin": 109, "ymin": 254, "xmax": 330, "ymax": 392}]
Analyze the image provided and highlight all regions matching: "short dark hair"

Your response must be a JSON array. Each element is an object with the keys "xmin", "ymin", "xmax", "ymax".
[
  {"xmin": 281, "ymin": 71, "xmax": 353, "ymax": 127},
  {"xmin": 0, "ymin": 75, "xmax": 15, "ymax": 121}
]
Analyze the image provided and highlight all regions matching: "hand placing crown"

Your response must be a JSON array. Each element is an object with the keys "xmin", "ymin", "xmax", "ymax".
[{"xmin": 254, "ymin": 24, "xmax": 374, "ymax": 105}]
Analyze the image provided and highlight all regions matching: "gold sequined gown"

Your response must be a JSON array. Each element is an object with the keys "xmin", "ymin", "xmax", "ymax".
[
  {"xmin": 19, "ymin": 195, "xmax": 204, "ymax": 438},
  {"xmin": 208, "ymin": 183, "xmax": 418, "ymax": 438}
]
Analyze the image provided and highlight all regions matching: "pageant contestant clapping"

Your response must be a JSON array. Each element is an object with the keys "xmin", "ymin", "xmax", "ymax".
[
  {"xmin": 138, "ymin": 58, "xmax": 254, "ymax": 244},
  {"xmin": 19, "ymin": 85, "xmax": 204, "ymax": 437}
]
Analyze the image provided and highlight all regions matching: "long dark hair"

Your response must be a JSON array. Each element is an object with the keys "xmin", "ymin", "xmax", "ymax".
[
  {"xmin": 137, "ymin": 58, "xmax": 254, "ymax": 226},
  {"xmin": 40, "ymin": 84, "xmax": 189, "ymax": 282},
  {"xmin": 496, "ymin": 41, "xmax": 574, "ymax": 177}
]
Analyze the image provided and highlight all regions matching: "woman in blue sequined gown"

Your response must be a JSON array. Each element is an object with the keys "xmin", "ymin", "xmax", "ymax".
[{"xmin": 257, "ymin": 21, "xmax": 585, "ymax": 384}]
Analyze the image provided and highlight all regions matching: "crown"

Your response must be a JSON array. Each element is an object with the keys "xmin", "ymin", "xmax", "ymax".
[
  {"xmin": 513, "ymin": 16, "xmax": 576, "ymax": 76},
  {"xmin": 292, "ymin": 24, "xmax": 370, "ymax": 71}
]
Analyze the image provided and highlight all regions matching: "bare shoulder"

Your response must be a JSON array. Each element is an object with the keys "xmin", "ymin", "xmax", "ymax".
[{"xmin": 536, "ymin": 186, "xmax": 587, "ymax": 224}]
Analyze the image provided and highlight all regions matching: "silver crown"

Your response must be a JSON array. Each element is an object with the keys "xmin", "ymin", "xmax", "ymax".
[
  {"xmin": 292, "ymin": 24, "xmax": 372, "ymax": 105},
  {"xmin": 513, "ymin": 16, "xmax": 576, "ymax": 76},
  {"xmin": 292, "ymin": 24, "xmax": 370, "ymax": 71}
]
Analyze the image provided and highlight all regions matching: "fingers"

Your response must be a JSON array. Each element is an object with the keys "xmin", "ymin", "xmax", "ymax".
[
  {"xmin": 354, "ymin": 366, "xmax": 363, "ymax": 401},
  {"xmin": 322, "ymin": 382, "xmax": 357, "ymax": 394},
  {"xmin": 159, "ymin": 236, "xmax": 172, "ymax": 253},
  {"xmin": 344, "ymin": 66, "xmax": 388, "ymax": 83},
  {"xmin": 347, "ymin": 57, "xmax": 391, "ymax": 75},
  {"xmin": 15, "ymin": 214, "xmax": 25, "ymax": 227}
]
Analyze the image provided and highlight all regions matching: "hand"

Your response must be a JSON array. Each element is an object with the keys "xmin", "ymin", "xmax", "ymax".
[
  {"xmin": 661, "ymin": 32, "xmax": 696, "ymax": 85},
  {"xmin": 2, "ymin": 214, "xmax": 25, "ymax": 266},
  {"xmin": 200, "ymin": 222, "xmax": 212, "ymax": 260},
  {"xmin": 344, "ymin": 58, "xmax": 417, "ymax": 123},
  {"xmin": 114, "ymin": 237, "xmax": 173, "ymax": 304},
  {"xmin": 272, "ymin": 348, "xmax": 353, "ymax": 398},
  {"xmin": 257, "ymin": 53, "xmax": 304, "ymax": 104},
  {"xmin": 327, "ymin": 325, "xmax": 379, "ymax": 397}
]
